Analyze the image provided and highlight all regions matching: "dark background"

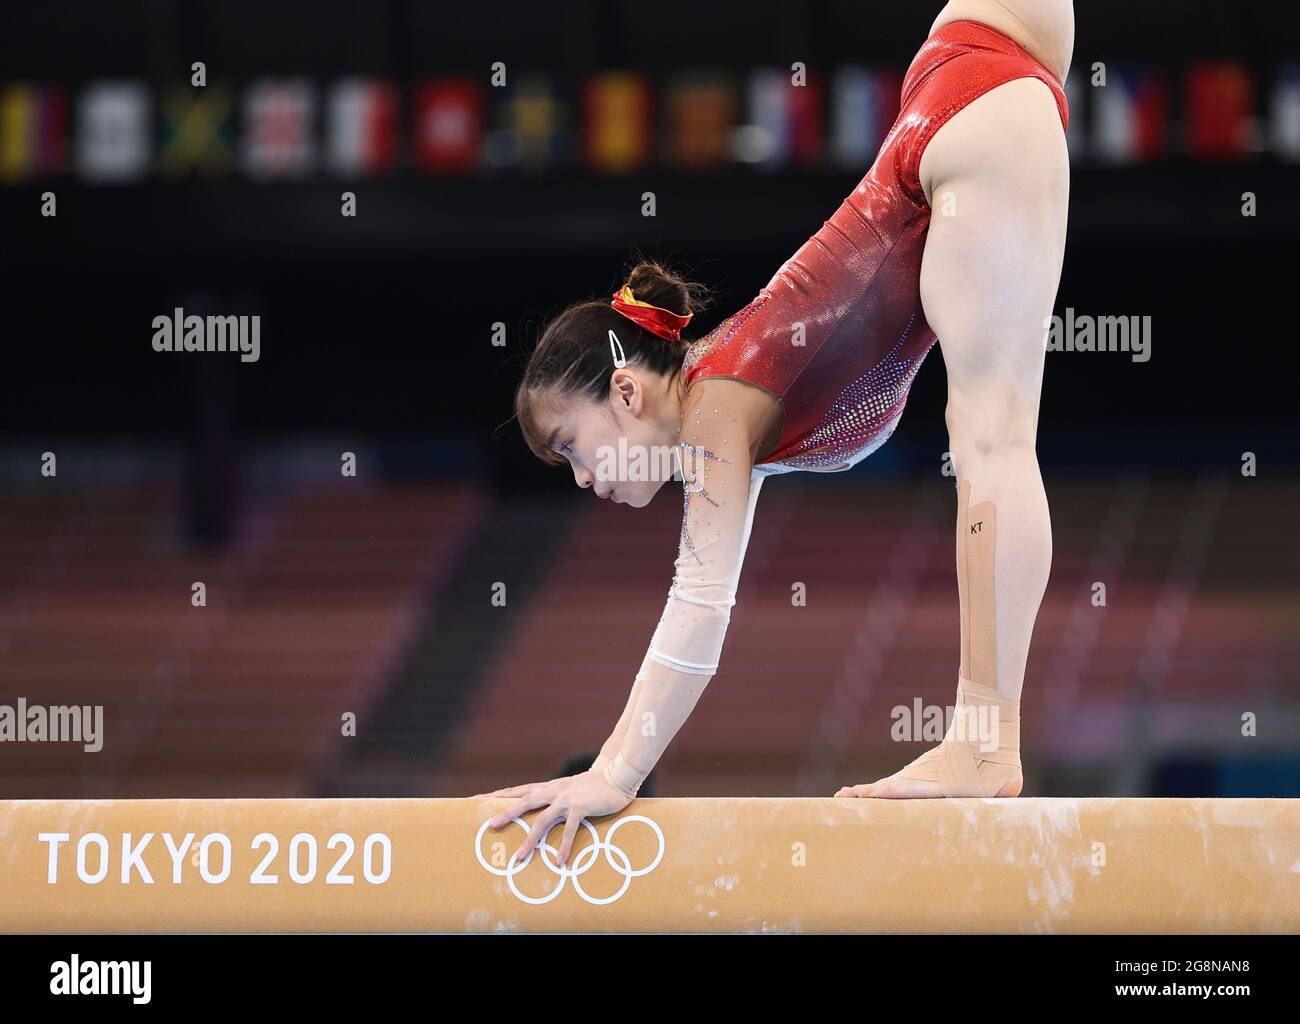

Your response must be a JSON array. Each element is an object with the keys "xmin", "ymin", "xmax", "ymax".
[{"xmin": 0, "ymin": 1, "xmax": 1296, "ymax": 800}]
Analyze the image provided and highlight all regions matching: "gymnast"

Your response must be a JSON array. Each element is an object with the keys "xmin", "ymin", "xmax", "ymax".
[{"xmin": 486, "ymin": 0, "xmax": 1075, "ymax": 865}]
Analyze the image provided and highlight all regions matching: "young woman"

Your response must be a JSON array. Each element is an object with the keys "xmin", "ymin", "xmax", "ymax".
[{"xmin": 484, "ymin": 0, "xmax": 1074, "ymax": 865}]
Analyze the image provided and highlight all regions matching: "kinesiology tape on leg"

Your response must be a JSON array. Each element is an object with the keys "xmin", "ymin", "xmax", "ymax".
[
  {"xmin": 958, "ymin": 476, "xmax": 997, "ymax": 687},
  {"xmin": 898, "ymin": 479, "xmax": 1021, "ymax": 797}
]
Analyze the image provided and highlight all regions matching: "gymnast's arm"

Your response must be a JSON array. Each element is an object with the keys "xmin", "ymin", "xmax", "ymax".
[
  {"xmin": 590, "ymin": 651, "xmax": 651, "ymax": 775},
  {"xmin": 598, "ymin": 379, "xmax": 771, "ymax": 797}
]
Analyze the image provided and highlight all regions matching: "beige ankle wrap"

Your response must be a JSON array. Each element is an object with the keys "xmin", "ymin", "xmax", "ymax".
[{"xmin": 897, "ymin": 676, "xmax": 1021, "ymax": 797}]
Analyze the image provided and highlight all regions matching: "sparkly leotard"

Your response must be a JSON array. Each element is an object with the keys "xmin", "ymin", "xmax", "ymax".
[
  {"xmin": 641, "ymin": 20, "xmax": 1070, "ymax": 679},
  {"xmin": 683, "ymin": 19, "xmax": 1069, "ymax": 476}
]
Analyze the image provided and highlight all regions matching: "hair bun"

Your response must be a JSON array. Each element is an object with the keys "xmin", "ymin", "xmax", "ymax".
[{"xmin": 623, "ymin": 259, "xmax": 713, "ymax": 320}]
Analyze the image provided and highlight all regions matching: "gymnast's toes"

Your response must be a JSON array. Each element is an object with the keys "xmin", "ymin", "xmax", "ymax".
[{"xmin": 834, "ymin": 776, "xmax": 943, "ymax": 799}]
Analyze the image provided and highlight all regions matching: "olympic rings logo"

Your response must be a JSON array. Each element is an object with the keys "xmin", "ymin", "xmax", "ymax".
[{"xmin": 474, "ymin": 815, "xmax": 665, "ymax": 906}]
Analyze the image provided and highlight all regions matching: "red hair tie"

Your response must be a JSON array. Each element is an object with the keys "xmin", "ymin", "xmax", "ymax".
[{"xmin": 610, "ymin": 284, "xmax": 693, "ymax": 342}]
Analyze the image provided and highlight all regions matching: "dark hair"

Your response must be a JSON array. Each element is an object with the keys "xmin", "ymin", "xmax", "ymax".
[{"xmin": 514, "ymin": 259, "xmax": 713, "ymax": 465}]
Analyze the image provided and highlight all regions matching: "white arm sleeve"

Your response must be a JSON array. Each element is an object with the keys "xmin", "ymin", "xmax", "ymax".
[
  {"xmin": 599, "ymin": 384, "xmax": 773, "ymax": 797},
  {"xmin": 602, "ymin": 462, "xmax": 764, "ymax": 797},
  {"xmin": 646, "ymin": 425, "xmax": 765, "ymax": 676}
]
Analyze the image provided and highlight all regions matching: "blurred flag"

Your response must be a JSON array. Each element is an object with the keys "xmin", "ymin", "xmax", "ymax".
[
  {"xmin": 158, "ymin": 85, "xmax": 234, "ymax": 178},
  {"xmin": 413, "ymin": 78, "xmax": 482, "ymax": 174},
  {"xmin": 742, "ymin": 67, "xmax": 825, "ymax": 169},
  {"xmin": 1185, "ymin": 61, "xmax": 1255, "ymax": 159},
  {"xmin": 582, "ymin": 72, "xmax": 651, "ymax": 174},
  {"xmin": 828, "ymin": 66, "xmax": 900, "ymax": 170},
  {"xmin": 664, "ymin": 72, "xmax": 737, "ymax": 171},
  {"xmin": 1271, "ymin": 64, "xmax": 1300, "ymax": 160},
  {"xmin": 486, "ymin": 75, "xmax": 572, "ymax": 172},
  {"xmin": 240, "ymin": 79, "xmax": 316, "ymax": 179},
  {"xmin": 76, "ymin": 81, "xmax": 151, "ymax": 182},
  {"xmin": 327, "ymin": 78, "xmax": 398, "ymax": 176},
  {"xmin": 1091, "ymin": 65, "xmax": 1168, "ymax": 163},
  {"xmin": 0, "ymin": 83, "xmax": 65, "ymax": 182}
]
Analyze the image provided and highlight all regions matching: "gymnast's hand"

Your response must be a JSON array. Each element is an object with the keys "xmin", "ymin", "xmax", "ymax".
[{"xmin": 479, "ymin": 770, "xmax": 632, "ymax": 866}]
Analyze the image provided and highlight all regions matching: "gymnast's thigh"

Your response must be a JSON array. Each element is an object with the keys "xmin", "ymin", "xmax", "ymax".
[{"xmin": 915, "ymin": 76, "xmax": 1069, "ymax": 413}]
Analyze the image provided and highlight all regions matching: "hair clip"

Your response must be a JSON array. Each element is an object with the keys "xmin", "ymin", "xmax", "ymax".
[{"xmin": 608, "ymin": 329, "xmax": 628, "ymax": 369}]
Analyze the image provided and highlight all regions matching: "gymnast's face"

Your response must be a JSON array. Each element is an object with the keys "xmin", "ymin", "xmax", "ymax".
[{"xmin": 541, "ymin": 371, "xmax": 679, "ymax": 509}]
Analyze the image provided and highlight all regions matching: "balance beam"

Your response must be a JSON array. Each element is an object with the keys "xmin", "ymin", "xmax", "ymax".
[{"xmin": 2, "ymin": 798, "xmax": 1297, "ymax": 933}]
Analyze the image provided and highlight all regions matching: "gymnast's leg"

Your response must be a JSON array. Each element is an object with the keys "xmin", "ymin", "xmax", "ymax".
[{"xmin": 838, "ymin": 74, "xmax": 1069, "ymax": 799}]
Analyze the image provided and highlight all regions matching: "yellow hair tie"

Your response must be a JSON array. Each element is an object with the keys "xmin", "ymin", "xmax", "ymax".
[{"xmin": 609, "ymin": 283, "xmax": 693, "ymax": 341}]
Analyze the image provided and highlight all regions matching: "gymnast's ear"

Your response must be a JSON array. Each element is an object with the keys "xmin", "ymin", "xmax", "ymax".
[{"xmin": 610, "ymin": 367, "xmax": 643, "ymax": 414}]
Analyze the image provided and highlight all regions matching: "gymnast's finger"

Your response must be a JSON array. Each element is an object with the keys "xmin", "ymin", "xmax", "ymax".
[
  {"xmin": 556, "ymin": 810, "xmax": 584, "ymax": 865},
  {"xmin": 489, "ymin": 789, "xmax": 552, "ymax": 829},
  {"xmin": 473, "ymin": 784, "xmax": 535, "ymax": 799},
  {"xmin": 513, "ymin": 808, "xmax": 564, "ymax": 863}
]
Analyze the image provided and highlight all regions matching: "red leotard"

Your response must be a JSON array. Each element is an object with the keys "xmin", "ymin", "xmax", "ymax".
[
  {"xmin": 634, "ymin": 20, "xmax": 1071, "ymax": 682},
  {"xmin": 682, "ymin": 19, "xmax": 1069, "ymax": 476}
]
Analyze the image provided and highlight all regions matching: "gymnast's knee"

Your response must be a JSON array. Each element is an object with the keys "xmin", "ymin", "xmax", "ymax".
[{"xmin": 944, "ymin": 393, "xmax": 1040, "ymax": 465}]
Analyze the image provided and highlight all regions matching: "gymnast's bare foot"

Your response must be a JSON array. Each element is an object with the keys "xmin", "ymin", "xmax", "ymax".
[
  {"xmin": 833, "ymin": 764, "xmax": 1023, "ymax": 799},
  {"xmin": 834, "ymin": 775, "xmax": 942, "ymax": 799}
]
